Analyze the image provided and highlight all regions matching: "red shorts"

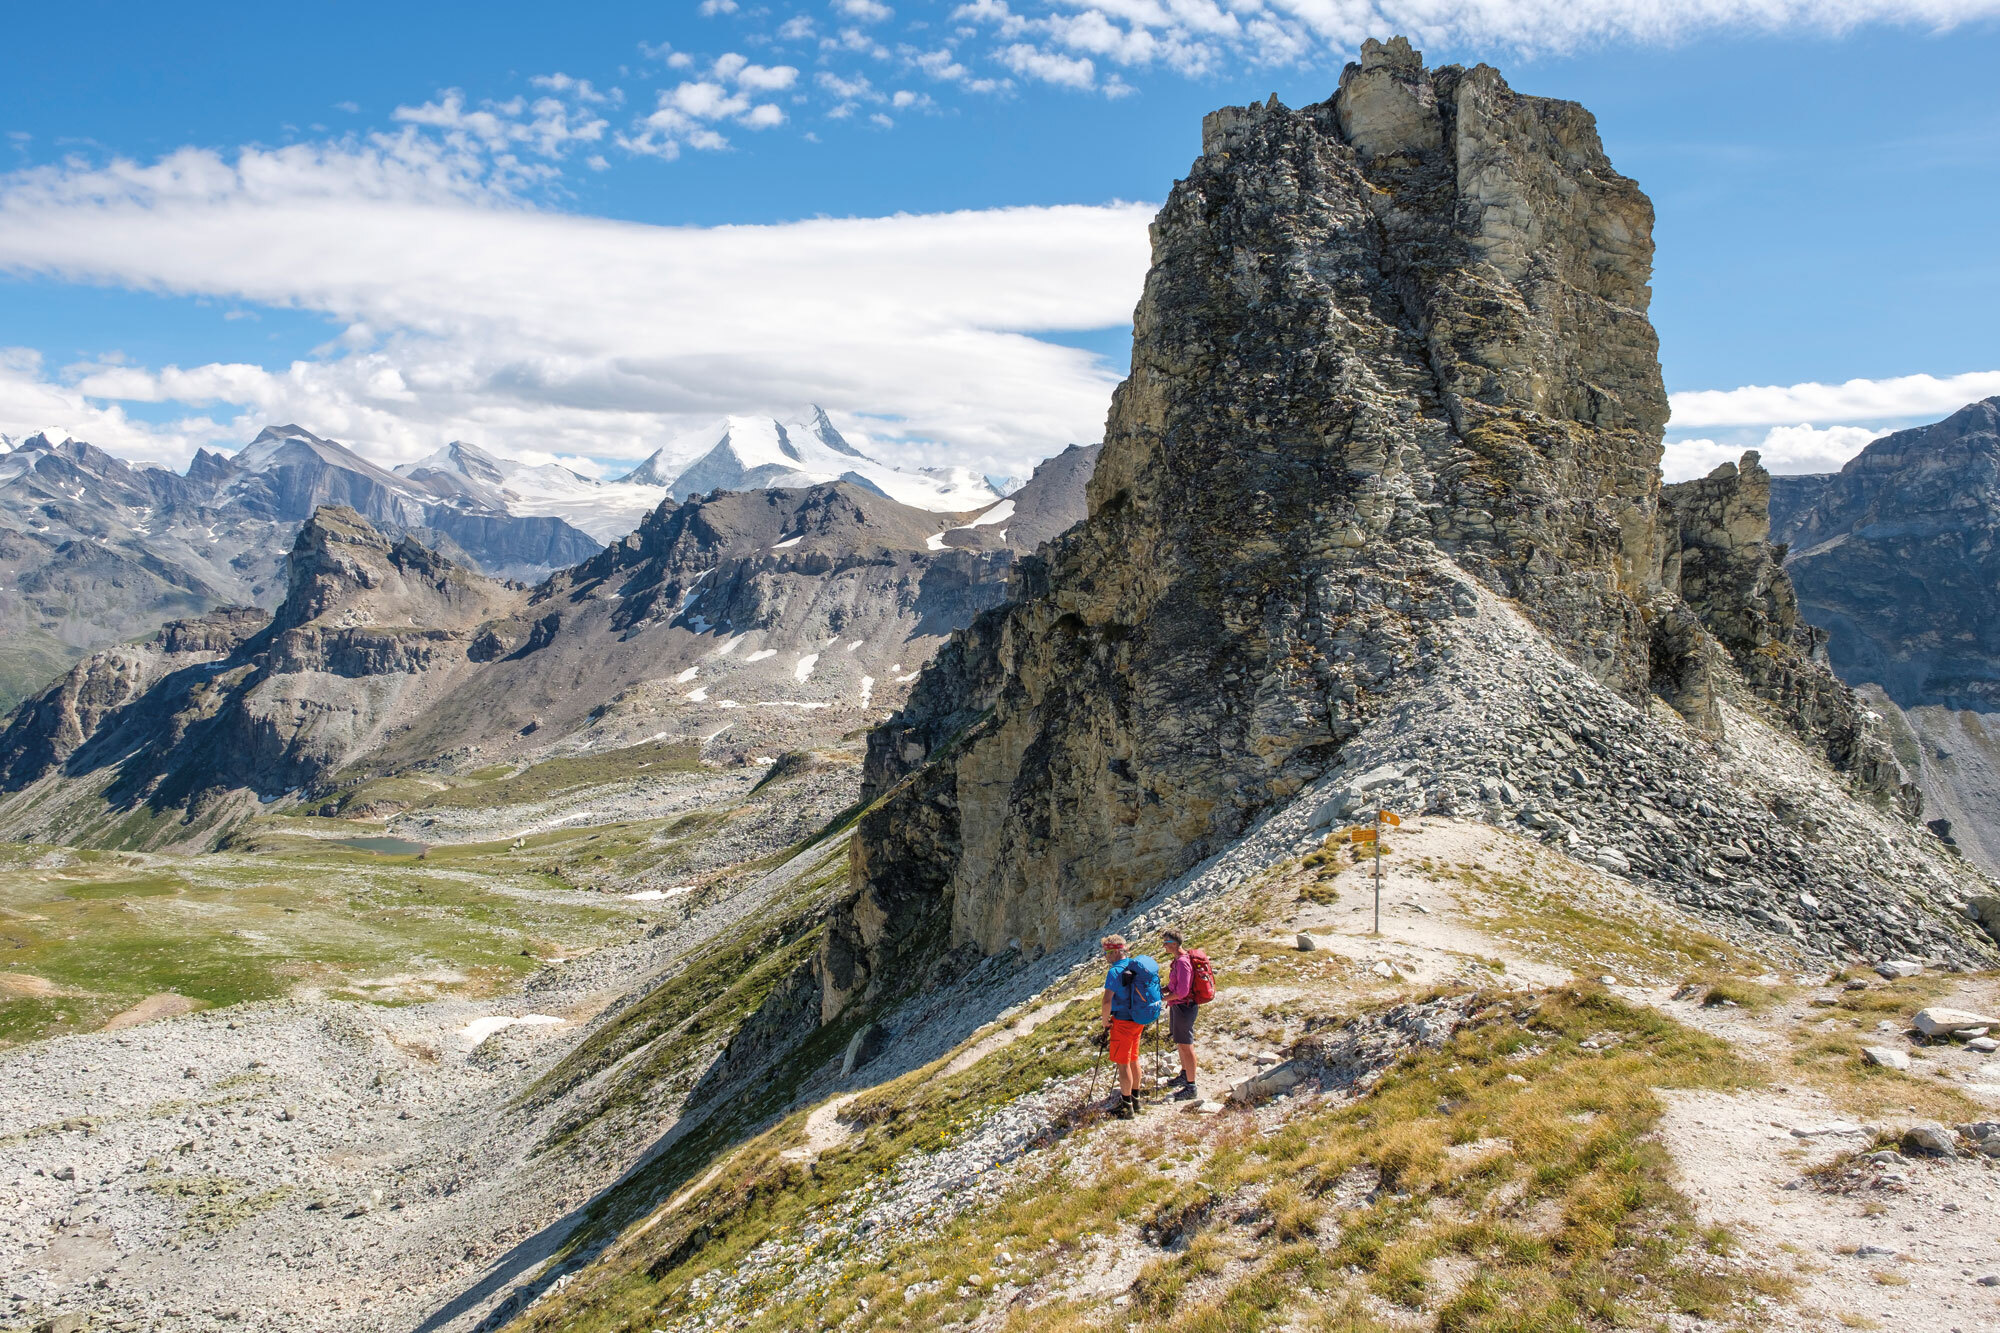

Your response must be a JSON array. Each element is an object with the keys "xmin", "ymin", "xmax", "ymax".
[{"xmin": 1108, "ymin": 1018, "xmax": 1144, "ymax": 1064}]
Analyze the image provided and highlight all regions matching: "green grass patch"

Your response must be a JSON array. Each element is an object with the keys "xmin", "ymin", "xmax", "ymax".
[{"xmin": 0, "ymin": 843, "xmax": 634, "ymax": 1046}]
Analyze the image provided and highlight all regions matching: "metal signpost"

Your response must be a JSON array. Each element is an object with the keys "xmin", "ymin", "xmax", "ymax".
[{"xmin": 1349, "ymin": 803, "xmax": 1402, "ymax": 936}]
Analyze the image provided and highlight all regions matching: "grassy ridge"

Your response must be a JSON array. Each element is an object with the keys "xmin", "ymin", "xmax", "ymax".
[{"xmin": 528, "ymin": 986, "xmax": 1775, "ymax": 1333}]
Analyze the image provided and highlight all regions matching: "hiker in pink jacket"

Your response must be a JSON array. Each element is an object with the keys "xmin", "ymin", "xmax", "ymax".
[{"xmin": 1160, "ymin": 929, "xmax": 1205, "ymax": 1101}]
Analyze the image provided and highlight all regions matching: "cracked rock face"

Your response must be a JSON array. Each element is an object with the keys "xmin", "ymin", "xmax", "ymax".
[{"xmin": 819, "ymin": 41, "xmax": 1956, "ymax": 1020}]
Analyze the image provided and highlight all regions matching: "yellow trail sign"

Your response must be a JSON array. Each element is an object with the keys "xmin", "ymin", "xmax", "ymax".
[
  {"xmin": 1349, "ymin": 828, "xmax": 1378, "ymax": 843},
  {"xmin": 1380, "ymin": 811, "xmax": 1402, "ymax": 827}
]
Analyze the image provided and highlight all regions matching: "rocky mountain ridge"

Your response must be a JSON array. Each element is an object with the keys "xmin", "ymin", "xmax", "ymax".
[
  {"xmin": 0, "ymin": 426, "xmax": 599, "ymax": 717},
  {"xmin": 0, "ymin": 444, "xmax": 1098, "ymax": 849}
]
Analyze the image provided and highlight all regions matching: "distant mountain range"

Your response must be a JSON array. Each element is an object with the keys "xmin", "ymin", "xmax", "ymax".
[
  {"xmin": 0, "ymin": 444, "xmax": 1097, "ymax": 849},
  {"xmin": 0, "ymin": 411, "xmax": 1016, "ymax": 713}
]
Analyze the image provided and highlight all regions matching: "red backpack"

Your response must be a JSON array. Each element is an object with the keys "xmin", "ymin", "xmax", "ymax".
[{"xmin": 1186, "ymin": 949, "xmax": 1215, "ymax": 1005}]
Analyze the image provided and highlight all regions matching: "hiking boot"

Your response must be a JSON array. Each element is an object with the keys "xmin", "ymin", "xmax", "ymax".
[
  {"xmin": 1116, "ymin": 1095, "xmax": 1138, "ymax": 1121},
  {"xmin": 1167, "ymin": 1072, "xmax": 1192, "ymax": 1089},
  {"xmin": 1096, "ymin": 1090, "xmax": 1126, "ymax": 1113},
  {"xmin": 1172, "ymin": 1083, "xmax": 1198, "ymax": 1101}
]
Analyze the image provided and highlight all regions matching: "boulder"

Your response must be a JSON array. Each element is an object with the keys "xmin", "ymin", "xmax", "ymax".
[
  {"xmin": 1874, "ymin": 960, "xmax": 1925, "ymax": 979},
  {"xmin": 1900, "ymin": 1122, "xmax": 1959, "ymax": 1157},
  {"xmin": 1231, "ymin": 1063, "xmax": 1303, "ymax": 1103},
  {"xmin": 841, "ymin": 1021, "xmax": 890, "ymax": 1077},
  {"xmin": 1862, "ymin": 1046, "xmax": 1910, "ymax": 1070},
  {"xmin": 1307, "ymin": 791, "xmax": 1361, "ymax": 829},
  {"xmin": 1954, "ymin": 1122, "xmax": 2000, "ymax": 1157},
  {"xmin": 1912, "ymin": 1006, "xmax": 2000, "ymax": 1038}
]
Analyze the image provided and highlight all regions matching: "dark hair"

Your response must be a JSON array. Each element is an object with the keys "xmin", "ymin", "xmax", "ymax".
[{"xmin": 1161, "ymin": 930, "xmax": 1183, "ymax": 945}]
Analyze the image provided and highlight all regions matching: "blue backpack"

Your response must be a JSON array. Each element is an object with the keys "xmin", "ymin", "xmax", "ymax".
[{"xmin": 1111, "ymin": 955, "xmax": 1163, "ymax": 1024}]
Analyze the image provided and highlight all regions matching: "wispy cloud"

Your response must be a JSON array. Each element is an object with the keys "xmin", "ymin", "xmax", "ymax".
[
  {"xmin": 1668, "ymin": 369, "xmax": 2000, "ymax": 427},
  {"xmin": 949, "ymin": 0, "xmax": 2000, "ymax": 90},
  {"xmin": 0, "ymin": 145, "xmax": 1154, "ymax": 473}
]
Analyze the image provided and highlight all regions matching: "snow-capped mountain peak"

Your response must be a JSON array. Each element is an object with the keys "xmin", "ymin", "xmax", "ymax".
[
  {"xmin": 617, "ymin": 408, "xmax": 1001, "ymax": 513},
  {"xmin": 404, "ymin": 440, "xmax": 512, "ymax": 488}
]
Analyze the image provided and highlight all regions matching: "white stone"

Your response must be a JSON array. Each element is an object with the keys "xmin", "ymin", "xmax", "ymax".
[
  {"xmin": 1912, "ymin": 1007, "xmax": 2000, "ymax": 1038},
  {"xmin": 1232, "ymin": 1064, "xmax": 1302, "ymax": 1103},
  {"xmin": 1862, "ymin": 1046, "xmax": 1911, "ymax": 1071},
  {"xmin": 1589, "ymin": 848, "xmax": 1630, "ymax": 874},
  {"xmin": 1790, "ymin": 1121, "xmax": 1869, "ymax": 1138},
  {"xmin": 1874, "ymin": 960, "xmax": 1924, "ymax": 979}
]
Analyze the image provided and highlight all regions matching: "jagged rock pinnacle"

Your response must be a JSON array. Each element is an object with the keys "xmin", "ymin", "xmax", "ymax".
[{"xmin": 817, "ymin": 41, "xmax": 1965, "ymax": 1021}]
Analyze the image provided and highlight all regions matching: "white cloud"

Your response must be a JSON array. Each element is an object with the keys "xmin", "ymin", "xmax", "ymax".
[
  {"xmin": 667, "ymin": 81, "xmax": 752, "ymax": 120},
  {"xmin": 698, "ymin": 0, "xmax": 738, "ymax": 14},
  {"xmin": 530, "ymin": 73, "xmax": 614, "ymax": 104},
  {"xmin": 1000, "ymin": 42, "xmax": 1096, "ymax": 89},
  {"xmin": 835, "ymin": 0, "xmax": 895, "ymax": 21},
  {"xmin": 0, "ymin": 349, "xmax": 228, "ymax": 468},
  {"xmin": 1669, "ymin": 369, "xmax": 2000, "ymax": 428},
  {"xmin": 777, "ymin": 15, "xmax": 818, "ymax": 40},
  {"xmin": 911, "ymin": 46, "xmax": 969, "ymax": 80},
  {"xmin": 742, "ymin": 103, "xmax": 788, "ymax": 128},
  {"xmin": 733, "ymin": 61, "xmax": 801, "ymax": 91},
  {"xmin": 0, "ymin": 145, "xmax": 1155, "ymax": 476},
  {"xmin": 1661, "ymin": 423, "xmax": 1893, "ymax": 482}
]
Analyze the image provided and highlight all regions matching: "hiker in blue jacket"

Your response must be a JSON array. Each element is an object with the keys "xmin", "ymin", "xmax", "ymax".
[{"xmin": 1098, "ymin": 933, "xmax": 1162, "ymax": 1120}]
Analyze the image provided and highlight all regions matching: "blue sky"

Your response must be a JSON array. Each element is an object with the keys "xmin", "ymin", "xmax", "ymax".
[{"xmin": 3, "ymin": 0, "xmax": 1999, "ymax": 481}]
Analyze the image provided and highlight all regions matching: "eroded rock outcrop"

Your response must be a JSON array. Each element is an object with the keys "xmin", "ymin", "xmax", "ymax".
[
  {"xmin": 821, "ymin": 40, "xmax": 1937, "ymax": 1018},
  {"xmin": 1659, "ymin": 451, "xmax": 1897, "ymax": 795}
]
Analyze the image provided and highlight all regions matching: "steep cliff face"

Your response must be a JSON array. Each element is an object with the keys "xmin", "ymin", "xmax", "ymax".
[
  {"xmin": 1767, "ymin": 397, "xmax": 2000, "ymax": 870},
  {"xmin": 1770, "ymin": 398, "xmax": 2000, "ymax": 709},
  {"xmin": 823, "ymin": 40, "xmax": 1911, "ymax": 1019}
]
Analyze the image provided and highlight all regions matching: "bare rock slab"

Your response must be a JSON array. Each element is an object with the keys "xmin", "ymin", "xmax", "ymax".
[
  {"xmin": 1912, "ymin": 1006, "xmax": 2000, "ymax": 1038},
  {"xmin": 1862, "ymin": 1046, "xmax": 1911, "ymax": 1070}
]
